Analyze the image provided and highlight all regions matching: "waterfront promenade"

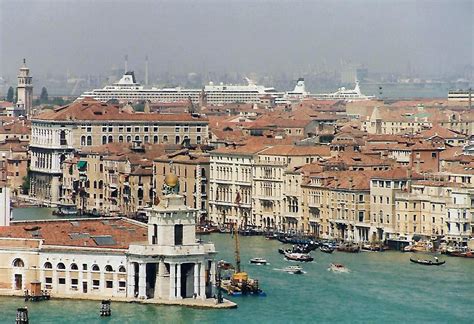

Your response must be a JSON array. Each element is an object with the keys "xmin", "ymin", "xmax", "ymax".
[{"xmin": 1, "ymin": 213, "xmax": 473, "ymax": 323}]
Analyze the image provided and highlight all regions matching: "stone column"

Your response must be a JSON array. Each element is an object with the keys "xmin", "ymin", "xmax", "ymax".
[
  {"xmin": 52, "ymin": 269, "xmax": 58, "ymax": 294},
  {"xmin": 112, "ymin": 272, "xmax": 118, "ymax": 297},
  {"xmin": 156, "ymin": 260, "xmax": 165, "ymax": 299},
  {"xmin": 126, "ymin": 262, "xmax": 135, "ymax": 298},
  {"xmin": 100, "ymin": 270, "xmax": 105, "ymax": 294},
  {"xmin": 193, "ymin": 263, "xmax": 199, "ymax": 297},
  {"xmin": 209, "ymin": 261, "xmax": 216, "ymax": 286},
  {"xmin": 169, "ymin": 263, "xmax": 176, "ymax": 300},
  {"xmin": 65, "ymin": 269, "xmax": 71, "ymax": 295},
  {"xmin": 78, "ymin": 269, "xmax": 84, "ymax": 294},
  {"xmin": 199, "ymin": 262, "xmax": 206, "ymax": 300},
  {"xmin": 176, "ymin": 263, "xmax": 182, "ymax": 299},
  {"xmin": 138, "ymin": 263, "xmax": 147, "ymax": 299}
]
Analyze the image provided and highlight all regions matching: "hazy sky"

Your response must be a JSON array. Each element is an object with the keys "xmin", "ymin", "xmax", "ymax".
[{"xmin": 1, "ymin": 0, "xmax": 472, "ymax": 79}]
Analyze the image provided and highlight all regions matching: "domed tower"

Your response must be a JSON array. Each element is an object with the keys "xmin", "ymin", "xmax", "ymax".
[
  {"xmin": 17, "ymin": 59, "xmax": 33, "ymax": 117},
  {"xmin": 127, "ymin": 170, "xmax": 216, "ymax": 300}
]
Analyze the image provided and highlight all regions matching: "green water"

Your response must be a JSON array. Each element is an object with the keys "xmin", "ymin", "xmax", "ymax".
[
  {"xmin": 2, "ymin": 210, "xmax": 474, "ymax": 323},
  {"xmin": 12, "ymin": 208, "xmax": 56, "ymax": 221}
]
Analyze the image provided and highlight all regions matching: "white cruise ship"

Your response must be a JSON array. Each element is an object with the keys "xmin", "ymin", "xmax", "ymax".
[
  {"xmin": 78, "ymin": 72, "xmax": 279, "ymax": 105},
  {"xmin": 312, "ymin": 81, "xmax": 375, "ymax": 101},
  {"xmin": 448, "ymin": 89, "xmax": 472, "ymax": 102}
]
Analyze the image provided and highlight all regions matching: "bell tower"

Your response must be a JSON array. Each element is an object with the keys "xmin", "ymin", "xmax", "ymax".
[{"xmin": 17, "ymin": 59, "xmax": 33, "ymax": 117}]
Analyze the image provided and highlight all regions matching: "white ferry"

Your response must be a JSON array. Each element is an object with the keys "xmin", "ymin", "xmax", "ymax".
[
  {"xmin": 312, "ymin": 81, "xmax": 375, "ymax": 101},
  {"xmin": 78, "ymin": 72, "xmax": 279, "ymax": 105}
]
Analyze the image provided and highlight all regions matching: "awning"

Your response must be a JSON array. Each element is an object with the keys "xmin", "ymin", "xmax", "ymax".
[{"xmin": 77, "ymin": 161, "xmax": 87, "ymax": 169}]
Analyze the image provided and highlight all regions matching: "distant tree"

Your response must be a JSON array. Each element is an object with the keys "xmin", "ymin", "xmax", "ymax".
[
  {"xmin": 6, "ymin": 86, "xmax": 14, "ymax": 102},
  {"xmin": 14, "ymin": 87, "xmax": 18, "ymax": 103},
  {"xmin": 40, "ymin": 87, "xmax": 48, "ymax": 103}
]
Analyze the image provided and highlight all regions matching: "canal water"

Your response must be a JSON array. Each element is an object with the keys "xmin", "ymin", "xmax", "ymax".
[{"xmin": 1, "ymin": 209, "xmax": 473, "ymax": 323}]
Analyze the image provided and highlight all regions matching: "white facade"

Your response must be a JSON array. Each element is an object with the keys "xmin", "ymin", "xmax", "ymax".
[
  {"xmin": 128, "ymin": 193, "xmax": 216, "ymax": 300},
  {"xmin": 29, "ymin": 122, "xmax": 75, "ymax": 205},
  {"xmin": 0, "ymin": 184, "xmax": 10, "ymax": 226},
  {"xmin": 209, "ymin": 152, "xmax": 254, "ymax": 227}
]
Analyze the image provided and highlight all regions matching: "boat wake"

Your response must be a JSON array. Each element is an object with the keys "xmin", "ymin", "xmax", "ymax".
[{"xmin": 273, "ymin": 268, "xmax": 307, "ymax": 274}]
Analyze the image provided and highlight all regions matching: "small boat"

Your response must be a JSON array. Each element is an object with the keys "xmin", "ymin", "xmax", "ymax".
[
  {"xmin": 195, "ymin": 226, "xmax": 212, "ymax": 235},
  {"xmin": 250, "ymin": 258, "xmax": 268, "ymax": 265},
  {"xmin": 320, "ymin": 245, "xmax": 335, "ymax": 254},
  {"xmin": 329, "ymin": 263, "xmax": 349, "ymax": 273},
  {"xmin": 409, "ymin": 258, "xmax": 445, "ymax": 266},
  {"xmin": 337, "ymin": 243, "xmax": 360, "ymax": 253},
  {"xmin": 284, "ymin": 252, "xmax": 314, "ymax": 262},
  {"xmin": 361, "ymin": 244, "xmax": 389, "ymax": 252},
  {"xmin": 282, "ymin": 265, "xmax": 304, "ymax": 274},
  {"xmin": 445, "ymin": 248, "xmax": 474, "ymax": 258}
]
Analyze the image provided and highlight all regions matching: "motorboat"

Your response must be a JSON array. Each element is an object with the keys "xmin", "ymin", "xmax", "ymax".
[
  {"xmin": 337, "ymin": 243, "xmax": 360, "ymax": 253},
  {"xmin": 329, "ymin": 263, "xmax": 350, "ymax": 273},
  {"xmin": 282, "ymin": 265, "xmax": 304, "ymax": 275},
  {"xmin": 320, "ymin": 245, "xmax": 335, "ymax": 254},
  {"xmin": 361, "ymin": 244, "xmax": 389, "ymax": 252},
  {"xmin": 409, "ymin": 258, "xmax": 445, "ymax": 266},
  {"xmin": 250, "ymin": 258, "xmax": 268, "ymax": 265},
  {"xmin": 284, "ymin": 252, "xmax": 314, "ymax": 262}
]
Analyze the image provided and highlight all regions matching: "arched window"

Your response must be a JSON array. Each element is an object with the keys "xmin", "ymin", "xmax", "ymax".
[
  {"xmin": 144, "ymin": 135, "xmax": 149, "ymax": 143},
  {"xmin": 102, "ymin": 136, "xmax": 107, "ymax": 145},
  {"xmin": 57, "ymin": 262, "xmax": 66, "ymax": 270},
  {"xmin": 118, "ymin": 135, "xmax": 124, "ymax": 143},
  {"xmin": 98, "ymin": 180, "xmax": 103, "ymax": 189},
  {"xmin": 134, "ymin": 135, "xmax": 140, "ymax": 141},
  {"xmin": 175, "ymin": 135, "xmax": 180, "ymax": 144},
  {"xmin": 197, "ymin": 135, "xmax": 201, "ymax": 144},
  {"xmin": 70, "ymin": 263, "xmax": 78, "ymax": 270},
  {"xmin": 44, "ymin": 262, "xmax": 52, "ymax": 269},
  {"xmin": 13, "ymin": 258, "xmax": 24, "ymax": 267},
  {"xmin": 80, "ymin": 136, "xmax": 86, "ymax": 146},
  {"xmin": 87, "ymin": 136, "xmax": 92, "ymax": 146},
  {"xmin": 163, "ymin": 135, "xmax": 168, "ymax": 143},
  {"xmin": 127, "ymin": 135, "xmax": 132, "ymax": 143},
  {"xmin": 118, "ymin": 266, "xmax": 126, "ymax": 273},
  {"xmin": 108, "ymin": 135, "xmax": 113, "ymax": 143},
  {"xmin": 92, "ymin": 264, "xmax": 100, "ymax": 271},
  {"xmin": 105, "ymin": 265, "xmax": 114, "ymax": 272},
  {"xmin": 153, "ymin": 135, "xmax": 158, "ymax": 144}
]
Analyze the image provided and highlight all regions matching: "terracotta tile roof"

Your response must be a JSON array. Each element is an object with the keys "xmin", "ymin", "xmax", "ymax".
[
  {"xmin": 419, "ymin": 125, "xmax": 466, "ymax": 139},
  {"xmin": 322, "ymin": 152, "xmax": 393, "ymax": 167},
  {"xmin": 259, "ymin": 145, "xmax": 331, "ymax": 157},
  {"xmin": 370, "ymin": 167, "xmax": 423, "ymax": 180},
  {"xmin": 130, "ymin": 165, "xmax": 153, "ymax": 176},
  {"xmin": 0, "ymin": 101, "xmax": 14, "ymax": 109},
  {"xmin": 0, "ymin": 218, "xmax": 147, "ymax": 249},
  {"xmin": 0, "ymin": 120, "xmax": 30, "ymax": 134},
  {"xmin": 34, "ymin": 98, "xmax": 208, "ymax": 123}
]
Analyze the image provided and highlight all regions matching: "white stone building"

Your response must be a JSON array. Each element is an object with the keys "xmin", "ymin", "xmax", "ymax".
[
  {"xmin": 0, "ymin": 178, "xmax": 217, "ymax": 302},
  {"xmin": 29, "ymin": 98, "xmax": 209, "ymax": 206}
]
